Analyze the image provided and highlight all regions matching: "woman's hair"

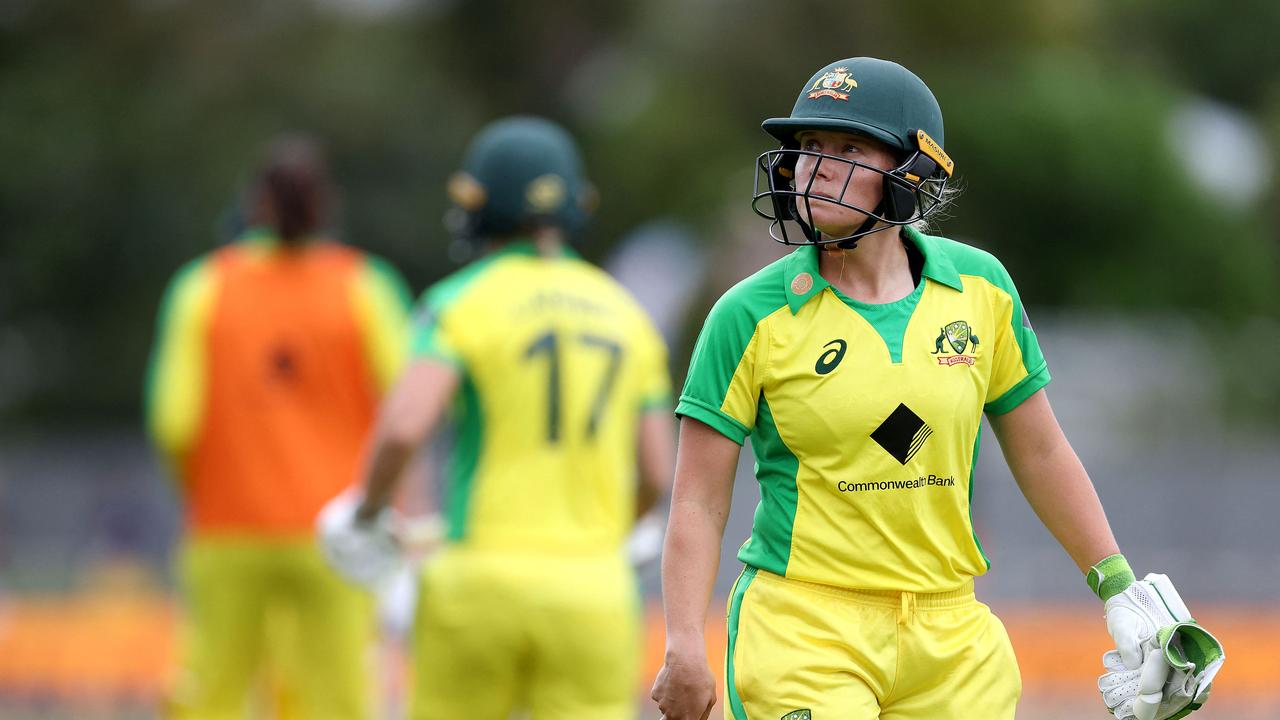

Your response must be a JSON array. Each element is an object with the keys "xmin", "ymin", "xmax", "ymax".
[
  {"xmin": 908, "ymin": 176, "xmax": 962, "ymax": 236},
  {"xmin": 251, "ymin": 134, "xmax": 334, "ymax": 244}
]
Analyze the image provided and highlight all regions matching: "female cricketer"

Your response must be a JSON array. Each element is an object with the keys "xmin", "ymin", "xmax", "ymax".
[
  {"xmin": 147, "ymin": 135, "xmax": 411, "ymax": 718},
  {"xmin": 650, "ymin": 57, "xmax": 1222, "ymax": 720},
  {"xmin": 322, "ymin": 116, "xmax": 675, "ymax": 720}
]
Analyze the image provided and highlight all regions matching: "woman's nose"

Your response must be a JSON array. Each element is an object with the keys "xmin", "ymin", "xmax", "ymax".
[{"xmin": 809, "ymin": 152, "xmax": 835, "ymax": 182}]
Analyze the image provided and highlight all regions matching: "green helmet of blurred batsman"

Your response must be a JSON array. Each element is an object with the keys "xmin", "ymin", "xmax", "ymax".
[
  {"xmin": 752, "ymin": 57, "xmax": 955, "ymax": 247},
  {"xmin": 447, "ymin": 116, "xmax": 597, "ymax": 242}
]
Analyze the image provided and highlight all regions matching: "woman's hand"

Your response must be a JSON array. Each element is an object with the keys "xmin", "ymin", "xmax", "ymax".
[
  {"xmin": 651, "ymin": 646, "xmax": 717, "ymax": 720},
  {"xmin": 653, "ymin": 417, "xmax": 739, "ymax": 719}
]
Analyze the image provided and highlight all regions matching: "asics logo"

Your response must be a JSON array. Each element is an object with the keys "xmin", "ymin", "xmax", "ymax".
[{"xmin": 815, "ymin": 339, "xmax": 847, "ymax": 375}]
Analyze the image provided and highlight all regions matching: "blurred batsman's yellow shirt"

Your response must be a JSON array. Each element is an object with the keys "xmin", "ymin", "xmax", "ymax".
[
  {"xmin": 678, "ymin": 228, "xmax": 1050, "ymax": 593},
  {"xmin": 411, "ymin": 241, "xmax": 670, "ymax": 555},
  {"xmin": 145, "ymin": 231, "xmax": 412, "ymax": 536}
]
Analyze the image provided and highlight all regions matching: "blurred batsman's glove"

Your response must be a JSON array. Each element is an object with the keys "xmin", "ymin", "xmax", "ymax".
[
  {"xmin": 1096, "ymin": 571, "xmax": 1225, "ymax": 720},
  {"xmin": 317, "ymin": 490, "xmax": 404, "ymax": 589},
  {"xmin": 625, "ymin": 511, "xmax": 666, "ymax": 573}
]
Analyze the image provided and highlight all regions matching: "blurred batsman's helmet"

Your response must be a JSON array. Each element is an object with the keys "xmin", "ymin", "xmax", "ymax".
[
  {"xmin": 446, "ymin": 116, "xmax": 596, "ymax": 241},
  {"xmin": 751, "ymin": 57, "xmax": 954, "ymax": 247}
]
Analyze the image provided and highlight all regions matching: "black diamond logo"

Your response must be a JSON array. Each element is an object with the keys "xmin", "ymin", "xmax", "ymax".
[{"xmin": 871, "ymin": 403, "xmax": 932, "ymax": 465}]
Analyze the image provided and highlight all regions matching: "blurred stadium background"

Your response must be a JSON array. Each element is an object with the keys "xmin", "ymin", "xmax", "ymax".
[{"xmin": 2, "ymin": 0, "xmax": 1278, "ymax": 718}]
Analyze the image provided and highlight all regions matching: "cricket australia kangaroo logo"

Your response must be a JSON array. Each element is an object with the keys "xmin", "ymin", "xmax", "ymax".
[{"xmin": 932, "ymin": 320, "xmax": 979, "ymax": 366}]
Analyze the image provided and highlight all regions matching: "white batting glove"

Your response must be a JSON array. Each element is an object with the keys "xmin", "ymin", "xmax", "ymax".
[
  {"xmin": 316, "ymin": 489, "xmax": 404, "ymax": 589},
  {"xmin": 399, "ymin": 513, "xmax": 446, "ymax": 559},
  {"xmin": 1106, "ymin": 573, "xmax": 1186, "ymax": 672},
  {"xmin": 1090, "ymin": 557, "xmax": 1224, "ymax": 720},
  {"xmin": 1099, "ymin": 641, "xmax": 1221, "ymax": 720}
]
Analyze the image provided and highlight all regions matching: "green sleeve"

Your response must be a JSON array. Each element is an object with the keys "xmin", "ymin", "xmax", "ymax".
[
  {"xmin": 352, "ymin": 255, "xmax": 415, "ymax": 389},
  {"xmin": 143, "ymin": 256, "xmax": 216, "ymax": 469},
  {"xmin": 409, "ymin": 299, "xmax": 463, "ymax": 367},
  {"xmin": 675, "ymin": 287, "xmax": 773, "ymax": 446},
  {"xmin": 408, "ymin": 260, "xmax": 493, "ymax": 367},
  {"xmin": 980, "ymin": 258, "xmax": 1051, "ymax": 415}
]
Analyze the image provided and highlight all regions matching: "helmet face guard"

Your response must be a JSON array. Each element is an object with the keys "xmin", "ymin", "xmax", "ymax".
[
  {"xmin": 750, "ymin": 128, "xmax": 953, "ymax": 247},
  {"xmin": 754, "ymin": 57, "xmax": 952, "ymax": 248}
]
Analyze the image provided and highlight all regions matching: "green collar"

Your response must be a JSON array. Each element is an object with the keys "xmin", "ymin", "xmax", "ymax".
[
  {"xmin": 240, "ymin": 226, "xmax": 281, "ymax": 248},
  {"xmin": 781, "ymin": 226, "xmax": 962, "ymax": 314},
  {"xmin": 485, "ymin": 237, "xmax": 579, "ymax": 260},
  {"xmin": 236, "ymin": 226, "xmax": 330, "ymax": 250}
]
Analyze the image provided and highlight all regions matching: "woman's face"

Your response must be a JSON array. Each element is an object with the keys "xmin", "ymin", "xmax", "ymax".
[{"xmin": 792, "ymin": 130, "xmax": 898, "ymax": 239}]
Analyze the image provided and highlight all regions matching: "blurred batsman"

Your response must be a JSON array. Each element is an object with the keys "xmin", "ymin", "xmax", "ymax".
[
  {"xmin": 320, "ymin": 116, "xmax": 674, "ymax": 719},
  {"xmin": 146, "ymin": 135, "xmax": 412, "ymax": 719}
]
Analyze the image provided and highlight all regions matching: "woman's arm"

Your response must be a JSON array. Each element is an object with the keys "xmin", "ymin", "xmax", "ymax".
[
  {"xmin": 652, "ymin": 416, "xmax": 741, "ymax": 720},
  {"xmin": 356, "ymin": 359, "xmax": 460, "ymax": 521},
  {"xmin": 636, "ymin": 409, "xmax": 677, "ymax": 519},
  {"xmin": 993, "ymin": 389, "xmax": 1226, "ymax": 719},
  {"xmin": 987, "ymin": 388, "xmax": 1119, "ymax": 572}
]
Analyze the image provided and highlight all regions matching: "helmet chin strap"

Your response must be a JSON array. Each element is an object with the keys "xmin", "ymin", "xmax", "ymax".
[
  {"xmin": 832, "ymin": 200, "xmax": 891, "ymax": 249},
  {"xmin": 835, "ymin": 214, "xmax": 880, "ymax": 249}
]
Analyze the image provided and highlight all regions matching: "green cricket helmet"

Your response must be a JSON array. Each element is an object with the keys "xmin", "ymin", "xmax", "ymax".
[
  {"xmin": 446, "ymin": 116, "xmax": 596, "ymax": 241},
  {"xmin": 751, "ymin": 57, "xmax": 954, "ymax": 247}
]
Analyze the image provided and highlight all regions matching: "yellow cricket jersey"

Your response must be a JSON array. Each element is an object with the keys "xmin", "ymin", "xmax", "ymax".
[
  {"xmin": 410, "ymin": 241, "xmax": 670, "ymax": 555},
  {"xmin": 678, "ymin": 227, "xmax": 1050, "ymax": 593}
]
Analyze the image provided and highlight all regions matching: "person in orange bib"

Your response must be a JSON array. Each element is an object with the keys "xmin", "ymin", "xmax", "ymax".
[{"xmin": 145, "ymin": 135, "xmax": 411, "ymax": 719}]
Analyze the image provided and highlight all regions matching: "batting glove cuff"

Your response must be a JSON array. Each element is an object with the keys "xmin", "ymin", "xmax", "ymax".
[{"xmin": 1088, "ymin": 553, "xmax": 1136, "ymax": 601}]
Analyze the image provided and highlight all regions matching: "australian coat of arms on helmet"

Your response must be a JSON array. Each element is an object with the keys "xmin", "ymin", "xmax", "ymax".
[{"xmin": 807, "ymin": 67, "xmax": 857, "ymax": 101}]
